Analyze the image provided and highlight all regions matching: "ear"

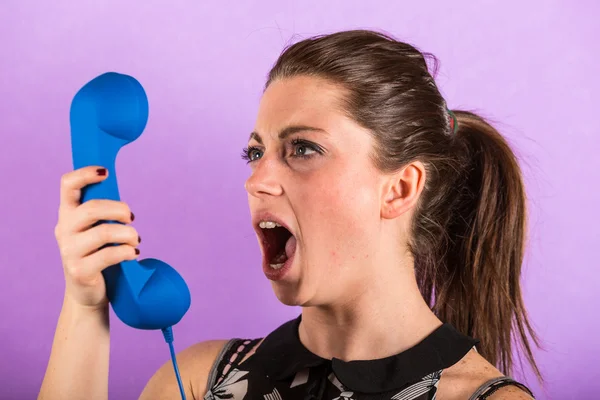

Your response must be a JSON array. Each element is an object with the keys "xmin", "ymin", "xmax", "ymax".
[{"xmin": 381, "ymin": 161, "xmax": 426, "ymax": 220}]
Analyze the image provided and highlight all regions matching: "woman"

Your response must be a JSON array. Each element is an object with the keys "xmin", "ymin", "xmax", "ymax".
[{"xmin": 39, "ymin": 30, "xmax": 540, "ymax": 400}]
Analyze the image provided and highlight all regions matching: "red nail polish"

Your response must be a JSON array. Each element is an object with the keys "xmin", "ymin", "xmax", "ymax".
[
  {"xmin": 138, "ymin": 236, "xmax": 141, "ymax": 243},
  {"xmin": 97, "ymin": 168, "xmax": 107, "ymax": 176},
  {"xmin": 135, "ymin": 248, "xmax": 140, "ymax": 255},
  {"xmin": 131, "ymin": 212, "xmax": 135, "ymax": 222}
]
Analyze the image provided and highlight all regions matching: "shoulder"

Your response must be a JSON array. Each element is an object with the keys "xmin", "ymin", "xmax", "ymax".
[
  {"xmin": 437, "ymin": 348, "xmax": 533, "ymax": 400},
  {"xmin": 484, "ymin": 385, "xmax": 535, "ymax": 400},
  {"xmin": 138, "ymin": 339, "xmax": 231, "ymax": 400}
]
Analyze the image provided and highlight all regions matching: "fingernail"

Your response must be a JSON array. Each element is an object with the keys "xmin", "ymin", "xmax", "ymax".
[
  {"xmin": 96, "ymin": 168, "xmax": 107, "ymax": 176},
  {"xmin": 131, "ymin": 212, "xmax": 135, "ymax": 222},
  {"xmin": 135, "ymin": 248, "xmax": 140, "ymax": 255},
  {"xmin": 138, "ymin": 235, "xmax": 141, "ymax": 243}
]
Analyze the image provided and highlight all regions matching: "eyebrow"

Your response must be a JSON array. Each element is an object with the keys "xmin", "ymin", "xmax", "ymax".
[{"xmin": 249, "ymin": 125, "xmax": 328, "ymax": 144}]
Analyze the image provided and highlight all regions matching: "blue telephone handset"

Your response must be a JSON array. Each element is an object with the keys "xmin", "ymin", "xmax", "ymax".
[{"xmin": 69, "ymin": 72, "xmax": 191, "ymax": 331}]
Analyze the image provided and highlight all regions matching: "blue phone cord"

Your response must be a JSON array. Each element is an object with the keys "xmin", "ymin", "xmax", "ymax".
[{"xmin": 161, "ymin": 326, "xmax": 187, "ymax": 400}]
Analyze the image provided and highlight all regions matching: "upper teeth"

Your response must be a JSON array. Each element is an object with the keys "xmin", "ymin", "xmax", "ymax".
[{"xmin": 259, "ymin": 221, "xmax": 282, "ymax": 229}]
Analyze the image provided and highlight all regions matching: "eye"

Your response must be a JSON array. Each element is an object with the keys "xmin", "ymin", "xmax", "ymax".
[
  {"xmin": 241, "ymin": 146, "xmax": 263, "ymax": 163},
  {"xmin": 293, "ymin": 143, "xmax": 315, "ymax": 157},
  {"xmin": 290, "ymin": 139, "xmax": 321, "ymax": 159}
]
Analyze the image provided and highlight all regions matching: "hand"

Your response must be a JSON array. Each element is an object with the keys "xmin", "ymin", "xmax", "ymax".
[{"xmin": 54, "ymin": 166, "xmax": 140, "ymax": 309}]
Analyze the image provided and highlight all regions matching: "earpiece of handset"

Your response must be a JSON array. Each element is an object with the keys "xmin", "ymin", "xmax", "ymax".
[{"xmin": 69, "ymin": 72, "xmax": 191, "ymax": 330}]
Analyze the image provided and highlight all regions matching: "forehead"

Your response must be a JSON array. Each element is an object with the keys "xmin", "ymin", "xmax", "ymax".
[{"xmin": 254, "ymin": 76, "xmax": 349, "ymax": 135}]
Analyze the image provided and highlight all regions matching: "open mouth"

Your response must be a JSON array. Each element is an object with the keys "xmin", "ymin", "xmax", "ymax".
[{"xmin": 259, "ymin": 221, "xmax": 295, "ymax": 269}]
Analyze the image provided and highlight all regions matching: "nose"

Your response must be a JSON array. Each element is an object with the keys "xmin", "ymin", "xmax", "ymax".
[{"xmin": 244, "ymin": 157, "xmax": 284, "ymax": 198}]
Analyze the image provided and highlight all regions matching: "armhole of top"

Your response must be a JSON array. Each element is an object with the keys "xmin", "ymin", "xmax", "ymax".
[
  {"xmin": 468, "ymin": 377, "xmax": 535, "ymax": 400},
  {"xmin": 205, "ymin": 338, "xmax": 262, "ymax": 390},
  {"xmin": 205, "ymin": 339, "xmax": 238, "ymax": 391}
]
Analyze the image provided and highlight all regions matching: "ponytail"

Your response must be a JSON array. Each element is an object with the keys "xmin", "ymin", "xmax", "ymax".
[{"xmin": 430, "ymin": 110, "xmax": 541, "ymax": 379}]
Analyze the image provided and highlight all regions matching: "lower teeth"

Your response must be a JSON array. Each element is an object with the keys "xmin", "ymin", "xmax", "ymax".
[{"xmin": 269, "ymin": 263, "xmax": 284, "ymax": 270}]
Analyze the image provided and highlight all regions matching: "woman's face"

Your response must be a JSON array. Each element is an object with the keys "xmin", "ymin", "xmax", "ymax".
[{"xmin": 244, "ymin": 75, "xmax": 390, "ymax": 307}]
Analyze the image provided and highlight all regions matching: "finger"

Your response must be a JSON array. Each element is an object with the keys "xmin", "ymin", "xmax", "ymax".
[
  {"xmin": 67, "ymin": 224, "xmax": 140, "ymax": 258},
  {"xmin": 84, "ymin": 244, "xmax": 139, "ymax": 272},
  {"xmin": 69, "ymin": 200, "xmax": 134, "ymax": 233},
  {"xmin": 72, "ymin": 245, "xmax": 139, "ymax": 283},
  {"xmin": 59, "ymin": 166, "xmax": 109, "ymax": 211}
]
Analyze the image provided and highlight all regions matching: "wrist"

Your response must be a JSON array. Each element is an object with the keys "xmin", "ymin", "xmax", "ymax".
[{"xmin": 62, "ymin": 293, "xmax": 110, "ymax": 324}]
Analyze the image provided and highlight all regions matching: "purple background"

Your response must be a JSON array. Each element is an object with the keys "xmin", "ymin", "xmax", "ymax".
[{"xmin": 1, "ymin": 1, "xmax": 598, "ymax": 399}]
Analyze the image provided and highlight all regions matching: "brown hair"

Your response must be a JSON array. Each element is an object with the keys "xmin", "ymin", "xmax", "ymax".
[{"xmin": 266, "ymin": 30, "xmax": 541, "ymax": 379}]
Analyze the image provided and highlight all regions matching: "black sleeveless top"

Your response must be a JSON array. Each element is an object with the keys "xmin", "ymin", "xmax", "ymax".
[{"xmin": 203, "ymin": 315, "xmax": 534, "ymax": 400}]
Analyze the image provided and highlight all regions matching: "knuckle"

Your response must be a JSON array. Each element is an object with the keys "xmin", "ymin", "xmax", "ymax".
[
  {"xmin": 60, "ymin": 172, "xmax": 71, "ymax": 188},
  {"xmin": 59, "ymin": 239, "xmax": 75, "ymax": 258},
  {"xmin": 98, "ymin": 224, "xmax": 114, "ymax": 242},
  {"xmin": 120, "ymin": 202, "xmax": 131, "ymax": 217},
  {"xmin": 84, "ymin": 199, "xmax": 101, "ymax": 213},
  {"xmin": 54, "ymin": 223, "xmax": 62, "ymax": 239},
  {"xmin": 93, "ymin": 248, "xmax": 113, "ymax": 268},
  {"xmin": 127, "ymin": 225, "xmax": 138, "ymax": 240},
  {"xmin": 80, "ymin": 200, "xmax": 104, "ymax": 220},
  {"xmin": 97, "ymin": 248, "xmax": 112, "ymax": 265},
  {"xmin": 66, "ymin": 263, "xmax": 83, "ymax": 281}
]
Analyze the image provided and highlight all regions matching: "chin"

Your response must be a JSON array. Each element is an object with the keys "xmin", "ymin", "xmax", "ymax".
[
  {"xmin": 271, "ymin": 282, "xmax": 303, "ymax": 306},
  {"xmin": 270, "ymin": 281, "xmax": 315, "ymax": 307},
  {"xmin": 271, "ymin": 281, "xmax": 328, "ymax": 308}
]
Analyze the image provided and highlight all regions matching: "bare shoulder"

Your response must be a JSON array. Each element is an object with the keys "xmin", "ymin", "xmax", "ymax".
[
  {"xmin": 138, "ymin": 339, "xmax": 230, "ymax": 400},
  {"xmin": 485, "ymin": 385, "xmax": 535, "ymax": 400},
  {"xmin": 437, "ymin": 349, "xmax": 533, "ymax": 400}
]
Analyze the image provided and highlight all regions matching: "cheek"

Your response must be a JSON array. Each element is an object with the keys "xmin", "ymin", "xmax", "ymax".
[{"xmin": 299, "ymin": 164, "xmax": 379, "ymax": 260}]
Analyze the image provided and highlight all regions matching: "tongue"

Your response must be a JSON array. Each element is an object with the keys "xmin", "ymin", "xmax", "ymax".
[{"xmin": 285, "ymin": 235, "xmax": 297, "ymax": 258}]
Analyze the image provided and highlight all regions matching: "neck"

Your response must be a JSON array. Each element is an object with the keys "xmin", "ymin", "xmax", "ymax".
[{"xmin": 298, "ymin": 259, "xmax": 442, "ymax": 362}]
